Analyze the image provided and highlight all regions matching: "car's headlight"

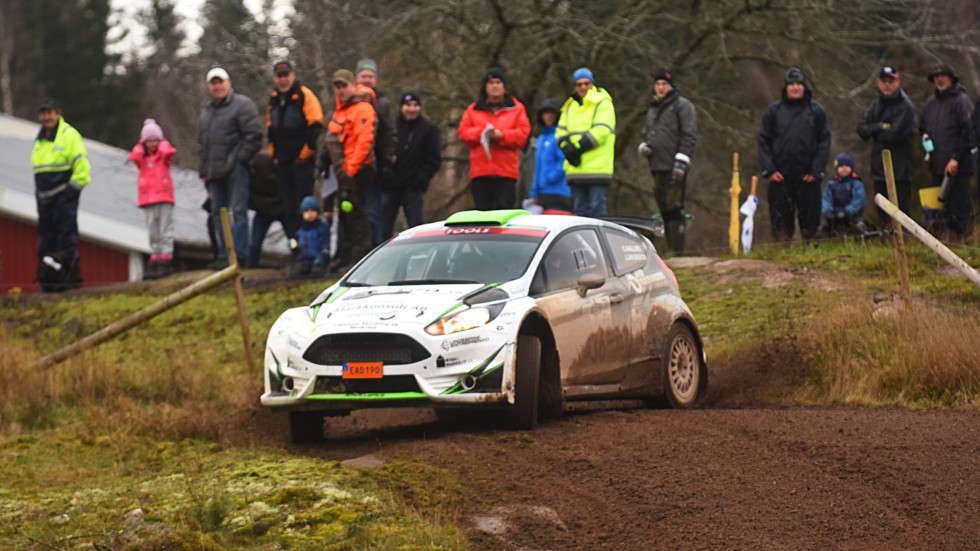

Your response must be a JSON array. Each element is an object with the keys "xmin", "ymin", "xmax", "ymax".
[
  {"xmin": 426, "ymin": 306, "xmax": 498, "ymax": 336},
  {"xmin": 293, "ymin": 315, "xmax": 317, "ymax": 339}
]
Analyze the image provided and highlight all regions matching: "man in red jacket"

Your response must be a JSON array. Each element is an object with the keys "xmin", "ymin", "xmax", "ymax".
[{"xmin": 457, "ymin": 67, "xmax": 530, "ymax": 210}]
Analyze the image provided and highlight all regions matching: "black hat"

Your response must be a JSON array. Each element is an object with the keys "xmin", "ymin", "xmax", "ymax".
[
  {"xmin": 536, "ymin": 98, "xmax": 561, "ymax": 126},
  {"xmin": 878, "ymin": 66, "xmax": 900, "ymax": 79},
  {"xmin": 38, "ymin": 97, "xmax": 60, "ymax": 112},
  {"xmin": 927, "ymin": 64, "xmax": 958, "ymax": 83},
  {"xmin": 483, "ymin": 67, "xmax": 507, "ymax": 87},
  {"xmin": 653, "ymin": 68, "xmax": 674, "ymax": 86},
  {"xmin": 401, "ymin": 91, "xmax": 422, "ymax": 105},
  {"xmin": 272, "ymin": 60, "xmax": 294, "ymax": 74},
  {"xmin": 784, "ymin": 66, "xmax": 807, "ymax": 86}
]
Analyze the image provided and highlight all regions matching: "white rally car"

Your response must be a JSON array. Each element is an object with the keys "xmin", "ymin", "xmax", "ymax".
[{"xmin": 262, "ymin": 210, "xmax": 707, "ymax": 443}]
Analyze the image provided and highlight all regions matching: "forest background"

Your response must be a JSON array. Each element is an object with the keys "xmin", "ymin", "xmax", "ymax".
[{"xmin": 1, "ymin": 0, "xmax": 978, "ymax": 251}]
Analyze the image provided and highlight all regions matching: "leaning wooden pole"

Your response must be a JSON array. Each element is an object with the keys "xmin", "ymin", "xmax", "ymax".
[
  {"xmin": 881, "ymin": 150, "xmax": 911, "ymax": 308},
  {"xmin": 220, "ymin": 208, "xmax": 255, "ymax": 373},
  {"xmin": 874, "ymin": 194, "xmax": 980, "ymax": 288}
]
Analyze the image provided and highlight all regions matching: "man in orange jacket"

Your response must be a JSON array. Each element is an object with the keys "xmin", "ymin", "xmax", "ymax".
[
  {"xmin": 325, "ymin": 69, "xmax": 377, "ymax": 271},
  {"xmin": 457, "ymin": 67, "xmax": 530, "ymax": 210}
]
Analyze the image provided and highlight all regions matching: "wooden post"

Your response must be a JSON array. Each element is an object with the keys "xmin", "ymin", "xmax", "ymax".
[
  {"xmin": 220, "ymin": 208, "xmax": 256, "ymax": 373},
  {"xmin": 874, "ymin": 194, "xmax": 980, "ymax": 287},
  {"xmin": 34, "ymin": 265, "xmax": 242, "ymax": 369},
  {"xmin": 881, "ymin": 150, "xmax": 911, "ymax": 308}
]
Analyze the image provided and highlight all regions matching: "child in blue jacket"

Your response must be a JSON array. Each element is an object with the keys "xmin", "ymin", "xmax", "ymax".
[
  {"xmin": 287, "ymin": 196, "xmax": 331, "ymax": 278},
  {"xmin": 528, "ymin": 99, "xmax": 571, "ymax": 214},
  {"xmin": 816, "ymin": 152, "xmax": 868, "ymax": 237}
]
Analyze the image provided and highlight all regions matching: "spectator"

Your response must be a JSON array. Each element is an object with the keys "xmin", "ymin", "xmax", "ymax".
[
  {"xmin": 638, "ymin": 68, "xmax": 698, "ymax": 255},
  {"xmin": 325, "ymin": 69, "xmax": 377, "ymax": 272},
  {"xmin": 856, "ymin": 66, "xmax": 916, "ymax": 224},
  {"xmin": 758, "ymin": 66, "xmax": 832, "ymax": 241},
  {"xmin": 816, "ymin": 152, "xmax": 868, "ymax": 237},
  {"xmin": 285, "ymin": 196, "xmax": 331, "ymax": 279},
  {"xmin": 247, "ymin": 150, "xmax": 285, "ymax": 268},
  {"xmin": 920, "ymin": 64, "xmax": 976, "ymax": 237},
  {"xmin": 198, "ymin": 67, "xmax": 263, "ymax": 268},
  {"xmin": 457, "ymin": 67, "xmax": 531, "ymax": 210},
  {"xmin": 529, "ymin": 98, "xmax": 571, "ymax": 214},
  {"xmin": 266, "ymin": 60, "xmax": 323, "ymax": 243},
  {"xmin": 127, "ymin": 118, "xmax": 177, "ymax": 279},
  {"xmin": 31, "ymin": 98, "xmax": 90, "ymax": 292},
  {"xmin": 381, "ymin": 91, "xmax": 441, "ymax": 240},
  {"xmin": 557, "ymin": 67, "xmax": 616, "ymax": 217},
  {"xmin": 355, "ymin": 58, "xmax": 397, "ymax": 246}
]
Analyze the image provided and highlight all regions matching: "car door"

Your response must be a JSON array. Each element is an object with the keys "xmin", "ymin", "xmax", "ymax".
[{"xmin": 531, "ymin": 228, "xmax": 630, "ymax": 388}]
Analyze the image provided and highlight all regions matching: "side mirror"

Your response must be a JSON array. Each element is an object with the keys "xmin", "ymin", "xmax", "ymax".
[{"xmin": 576, "ymin": 274, "xmax": 605, "ymax": 297}]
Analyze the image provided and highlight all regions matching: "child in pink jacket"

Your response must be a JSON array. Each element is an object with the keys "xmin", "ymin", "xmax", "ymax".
[{"xmin": 128, "ymin": 119, "xmax": 176, "ymax": 278}]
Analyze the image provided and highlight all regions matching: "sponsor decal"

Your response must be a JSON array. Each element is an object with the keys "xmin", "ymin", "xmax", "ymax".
[
  {"xmin": 441, "ymin": 335, "xmax": 490, "ymax": 351},
  {"xmin": 408, "ymin": 228, "xmax": 548, "ymax": 239},
  {"xmin": 436, "ymin": 355, "xmax": 467, "ymax": 367},
  {"xmin": 379, "ymin": 312, "xmax": 397, "ymax": 320}
]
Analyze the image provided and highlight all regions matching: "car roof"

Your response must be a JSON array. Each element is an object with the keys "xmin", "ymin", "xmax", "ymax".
[{"xmin": 404, "ymin": 210, "xmax": 631, "ymax": 237}]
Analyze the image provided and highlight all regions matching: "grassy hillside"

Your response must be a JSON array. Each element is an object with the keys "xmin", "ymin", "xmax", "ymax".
[{"xmin": 1, "ymin": 237, "xmax": 978, "ymax": 548}]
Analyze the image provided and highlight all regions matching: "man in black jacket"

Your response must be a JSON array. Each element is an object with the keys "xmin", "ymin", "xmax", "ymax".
[
  {"xmin": 381, "ymin": 91, "xmax": 441, "ymax": 240},
  {"xmin": 758, "ymin": 66, "xmax": 832, "ymax": 241},
  {"xmin": 856, "ymin": 66, "xmax": 916, "ymax": 223},
  {"xmin": 920, "ymin": 64, "xmax": 976, "ymax": 237},
  {"xmin": 355, "ymin": 58, "xmax": 397, "ymax": 246}
]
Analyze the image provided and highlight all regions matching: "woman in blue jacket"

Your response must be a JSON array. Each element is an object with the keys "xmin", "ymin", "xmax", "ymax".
[{"xmin": 529, "ymin": 99, "xmax": 571, "ymax": 214}]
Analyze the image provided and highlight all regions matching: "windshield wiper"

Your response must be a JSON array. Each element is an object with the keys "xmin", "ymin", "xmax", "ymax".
[
  {"xmin": 387, "ymin": 279, "xmax": 480, "ymax": 285},
  {"xmin": 342, "ymin": 281, "xmax": 373, "ymax": 287}
]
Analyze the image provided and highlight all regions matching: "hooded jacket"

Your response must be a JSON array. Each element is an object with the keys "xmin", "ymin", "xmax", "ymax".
[
  {"xmin": 386, "ymin": 113, "xmax": 441, "ymax": 192},
  {"xmin": 642, "ymin": 88, "xmax": 698, "ymax": 172},
  {"xmin": 557, "ymin": 85, "xmax": 616, "ymax": 183},
  {"xmin": 821, "ymin": 172, "xmax": 867, "ymax": 217},
  {"xmin": 326, "ymin": 84, "xmax": 377, "ymax": 177},
  {"xmin": 856, "ymin": 88, "xmax": 916, "ymax": 183},
  {"xmin": 32, "ymin": 117, "xmax": 91, "ymax": 197},
  {"xmin": 531, "ymin": 125, "xmax": 569, "ymax": 199},
  {"xmin": 266, "ymin": 81, "xmax": 324, "ymax": 164},
  {"xmin": 128, "ymin": 139, "xmax": 176, "ymax": 206},
  {"xmin": 919, "ymin": 83, "xmax": 976, "ymax": 176},
  {"xmin": 457, "ymin": 93, "xmax": 530, "ymax": 180},
  {"xmin": 198, "ymin": 89, "xmax": 263, "ymax": 180},
  {"xmin": 758, "ymin": 86, "xmax": 832, "ymax": 179}
]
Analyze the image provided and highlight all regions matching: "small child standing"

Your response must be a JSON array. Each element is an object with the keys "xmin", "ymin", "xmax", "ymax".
[
  {"xmin": 128, "ymin": 119, "xmax": 177, "ymax": 278},
  {"xmin": 816, "ymin": 152, "xmax": 868, "ymax": 237},
  {"xmin": 286, "ymin": 196, "xmax": 331, "ymax": 278}
]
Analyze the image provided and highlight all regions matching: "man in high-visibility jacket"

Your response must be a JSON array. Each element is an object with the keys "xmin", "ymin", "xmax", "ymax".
[
  {"xmin": 556, "ymin": 67, "xmax": 616, "ymax": 217},
  {"xmin": 31, "ymin": 98, "xmax": 90, "ymax": 292}
]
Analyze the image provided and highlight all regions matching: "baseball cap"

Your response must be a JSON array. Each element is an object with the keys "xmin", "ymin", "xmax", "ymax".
[
  {"xmin": 332, "ymin": 69, "xmax": 355, "ymax": 85},
  {"xmin": 273, "ymin": 60, "xmax": 293, "ymax": 74},
  {"xmin": 878, "ymin": 66, "xmax": 899, "ymax": 79},
  {"xmin": 38, "ymin": 97, "xmax": 60, "ymax": 112},
  {"xmin": 206, "ymin": 67, "xmax": 230, "ymax": 82}
]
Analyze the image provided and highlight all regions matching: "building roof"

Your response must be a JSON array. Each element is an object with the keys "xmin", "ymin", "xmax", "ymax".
[{"xmin": 0, "ymin": 113, "xmax": 210, "ymax": 254}]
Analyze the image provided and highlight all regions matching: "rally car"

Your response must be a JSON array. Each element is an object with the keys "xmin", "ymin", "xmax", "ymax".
[{"xmin": 262, "ymin": 210, "xmax": 707, "ymax": 443}]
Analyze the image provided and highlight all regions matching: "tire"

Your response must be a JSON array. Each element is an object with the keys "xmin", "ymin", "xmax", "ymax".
[
  {"xmin": 289, "ymin": 411, "xmax": 325, "ymax": 444},
  {"xmin": 662, "ymin": 323, "xmax": 705, "ymax": 408},
  {"xmin": 501, "ymin": 335, "xmax": 542, "ymax": 430}
]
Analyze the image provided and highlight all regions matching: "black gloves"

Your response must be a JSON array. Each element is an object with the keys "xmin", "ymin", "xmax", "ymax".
[
  {"xmin": 560, "ymin": 140, "xmax": 582, "ymax": 167},
  {"xmin": 577, "ymin": 133, "xmax": 598, "ymax": 153}
]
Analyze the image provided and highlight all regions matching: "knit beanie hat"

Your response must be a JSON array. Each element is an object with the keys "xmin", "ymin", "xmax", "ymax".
[
  {"xmin": 784, "ymin": 66, "xmax": 807, "ymax": 86},
  {"xmin": 653, "ymin": 68, "xmax": 674, "ymax": 86},
  {"xmin": 835, "ymin": 152, "xmax": 854, "ymax": 169},
  {"xmin": 401, "ymin": 91, "xmax": 422, "ymax": 105},
  {"xmin": 140, "ymin": 119, "xmax": 164, "ymax": 142},
  {"xmin": 300, "ymin": 195, "xmax": 320, "ymax": 213},
  {"xmin": 355, "ymin": 58, "xmax": 378, "ymax": 76},
  {"xmin": 572, "ymin": 67, "xmax": 594, "ymax": 83},
  {"xmin": 483, "ymin": 67, "xmax": 507, "ymax": 87}
]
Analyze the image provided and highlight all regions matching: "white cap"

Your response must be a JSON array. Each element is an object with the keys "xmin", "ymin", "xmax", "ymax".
[{"xmin": 206, "ymin": 67, "xmax": 230, "ymax": 82}]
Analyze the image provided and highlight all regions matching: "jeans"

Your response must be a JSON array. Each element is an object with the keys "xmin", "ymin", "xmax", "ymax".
[
  {"xmin": 248, "ymin": 211, "xmax": 283, "ymax": 268},
  {"xmin": 208, "ymin": 162, "xmax": 250, "ymax": 263},
  {"xmin": 571, "ymin": 184, "xmax": 608, "ymax": 217},
  {"xmin": 380, "ymin": 190, "xmax": 424, "ymax": 240}
]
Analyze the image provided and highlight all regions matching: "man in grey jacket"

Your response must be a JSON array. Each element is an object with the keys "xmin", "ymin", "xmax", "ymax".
[
  {"xmin": 638, "ymin": 68, "xmax": 698, "ymax": 255},
  {"xmin": 199, "ymin": 67, "xmax": 263, "ymax": 267}
]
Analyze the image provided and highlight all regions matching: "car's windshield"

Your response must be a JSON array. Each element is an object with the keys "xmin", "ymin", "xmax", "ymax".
[{"xmin": 344, "ymin": 228, "xmax": 546, "ymax": 287}]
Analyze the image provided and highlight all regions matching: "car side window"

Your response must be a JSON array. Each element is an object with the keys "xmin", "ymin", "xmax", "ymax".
[
  {"xmin": 602, "ymin": 228, "xmax": 649, "ymax": 275},
  {"xmin": 538, "ymin": 229, "xmax": 608, "ymax": 292}
]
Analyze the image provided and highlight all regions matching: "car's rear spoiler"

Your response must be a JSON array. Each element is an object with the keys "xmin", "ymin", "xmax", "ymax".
[{"xmin": 596, "ymin": 216, "xmax": 665, "ymax": 238}]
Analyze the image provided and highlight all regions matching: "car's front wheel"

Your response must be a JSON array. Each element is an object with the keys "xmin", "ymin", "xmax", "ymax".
[
  {"xmin": 289, "ymin": 411, "xmax": 325, "ymax": 444},
  {"xmin": 501, "ymin": 334, "xmax": 541, "ymax": 430},
  {"xmin": 662, "ymin": 323, "xmax": 705, "ymax": 408}
]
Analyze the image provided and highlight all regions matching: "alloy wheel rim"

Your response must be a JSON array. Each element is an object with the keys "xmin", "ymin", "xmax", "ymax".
[{"xmin": 669, "ymin": 335, "xmax": 698, "ymax": 402}]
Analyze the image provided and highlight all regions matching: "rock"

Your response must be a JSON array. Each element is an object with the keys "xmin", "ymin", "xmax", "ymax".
[{"xmin": 341, "ymin": 454, "xmax": 386, "ymax": 469}]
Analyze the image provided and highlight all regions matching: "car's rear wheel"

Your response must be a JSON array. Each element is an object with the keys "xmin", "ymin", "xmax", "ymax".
[
  {"xmin": 662, "ymin": 323, "xmax": 704, "ymax": 408},
  {"xmin": 501, "ymin": 334, "xmax": 541, "ymax": 430},
  {"xmin": 289, "ymin": 411, "xmax": 325, "ymax": 444}
]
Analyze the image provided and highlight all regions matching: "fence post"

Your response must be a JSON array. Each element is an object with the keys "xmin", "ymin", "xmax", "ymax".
[
  {"xmin": 219, "ymin": 208, "xmax": 256, "ymax": 373},
  {"xmin": 881, "ymin": 150, "xmax": 911, "ymax": 308}
]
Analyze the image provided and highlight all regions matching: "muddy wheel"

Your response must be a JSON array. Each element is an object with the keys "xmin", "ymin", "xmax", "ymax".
[
  {"xmin": 502, "ymin": 335, "xmax": 541, "ymax": 430},
  {"xmin": 289, "ymin": 411, "xmax": 325, "ymax": 444},
  {"xmin": 662, "ymin": 324, "xmax": 704, "ymax": 408}
]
